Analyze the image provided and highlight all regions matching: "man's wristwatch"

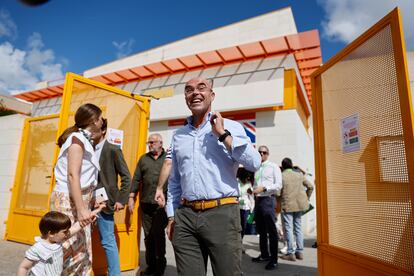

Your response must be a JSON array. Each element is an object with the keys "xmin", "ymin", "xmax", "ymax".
[
  {"xmin": 263, "ymin": 187, "xmax": 267, "ymax": 193},
  {"xmin": 168, "ymin": 216, "xmax": 174, "ymax": 221},
  {"xmin": 218, "ymin": 129, "xmax": 231, "ymax": 142}
]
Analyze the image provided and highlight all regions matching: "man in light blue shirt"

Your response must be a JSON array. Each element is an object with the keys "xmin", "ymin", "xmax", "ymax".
[{"xmin": 165, "ymin": 77, "xmax": 261, "ymax": 276}]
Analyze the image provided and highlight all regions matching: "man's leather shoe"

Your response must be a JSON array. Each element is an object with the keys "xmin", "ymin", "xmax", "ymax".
[
  {"xmin": 295, "ymin": 251, "xmax": 304, "ymax": 260},
  {"xmin": 280, "ymin": 253, "xmax": 297, "ymax": 261},
  {"xmin": 251, "ymin": 255, "xmax": 270, "ymax": 263},
  {"xmin": 265, "ymin": 260, "xmax": 278, "ymax": 270}
]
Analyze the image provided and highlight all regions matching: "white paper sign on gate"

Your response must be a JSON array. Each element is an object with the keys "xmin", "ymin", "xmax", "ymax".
[
  {"xmin": 107, "ymin": 128, "xmax": 124, "ymax": 149},
  {"xmin": 341, "ymin": 114, "xmax": 360, "ymax": 153}
]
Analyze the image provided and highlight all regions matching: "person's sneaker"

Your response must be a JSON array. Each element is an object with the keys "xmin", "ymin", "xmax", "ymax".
[
  {"xmin": 265, "ymin": 260, "xmax": 278, "ymax": 270},
  {"xmin": 252, "ymin": 255, "xmax": 271, "ymax": 263},
  {"xmin": 295, "ymin": 251, "xmax": 304, "ymax": 260},
  {"xmin": 280, "ymin": 253, "xmax": 296, "ymax": 261},
  {"xmin": 279, "ymin": 246, "xmax": 288, "ymax": 255}
]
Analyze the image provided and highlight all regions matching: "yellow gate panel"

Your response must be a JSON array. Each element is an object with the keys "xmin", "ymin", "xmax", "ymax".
[
  {"xmin": 54, "ymin": 73, "xmax": 150, "ymax": 274},
  {"xmin": 5, "ymin": 114, "xmax": 59, "ymax": 244},
  {"xmin": 312, "ymin": 8, "xmax": 414, "ymax": 275}
]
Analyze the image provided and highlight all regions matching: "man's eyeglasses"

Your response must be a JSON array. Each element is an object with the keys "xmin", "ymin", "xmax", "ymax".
[
  {"xmin": 258, "ymin": 151, "xmax": 268, "ymax": 155},
  {"xmin": 184, "ymin": 83, "xmax": 211, "ymax": 95},
  {"xmin": 146, "ymin": 141, "xmax": 160, "ymax": 145}
]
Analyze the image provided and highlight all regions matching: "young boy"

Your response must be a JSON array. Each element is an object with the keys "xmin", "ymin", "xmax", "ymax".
[{"xmin": 17, "ymin": 205, "xmax": 104, "ymax": 276}]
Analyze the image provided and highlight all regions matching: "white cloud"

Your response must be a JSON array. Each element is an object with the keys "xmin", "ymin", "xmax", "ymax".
[
  {"xmin": 25, "ymin": 32, "xmax": 64, "ymax": 82},
  {"xmin": 318, "ymin": 0, "xmax": 414, "ymax": 49},
  {"xmin": 112, "ymin": 38, "xmax": 135, "ymax": 59},
  {"xmin": 0, "ymin": 9, "xmax": 17, "ymax": 40},
  {"xmin": 0, "ymin": 11, "xmax": 65, "ymax": 95},
  {"xmin": 0, "ymin": 42, "xmax": 37, "ymax": 93}
]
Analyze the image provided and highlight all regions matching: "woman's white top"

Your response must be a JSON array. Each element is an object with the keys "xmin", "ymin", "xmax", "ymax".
[
  {"xmin": 53, "ymin": 132, "xmax": 100, "ymax": 193},
  {"xmin": 238, "ymin": 180, "xmax": 254, "ymax": 210},
  {"xmin": 26, "ymin": 236, "xmax": 63, "ymax": 276}
]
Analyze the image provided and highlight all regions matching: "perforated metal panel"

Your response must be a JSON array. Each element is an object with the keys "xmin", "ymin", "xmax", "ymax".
[
  {"xmin": 15, "ymin": 117, "xmax": 59, "ymax": 211},
  {"xmin": 320, "ymin": 23, "xmax": 414, "ymax": 272}
]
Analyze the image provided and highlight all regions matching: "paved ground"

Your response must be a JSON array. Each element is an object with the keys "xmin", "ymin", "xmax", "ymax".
[{"xmin": 0, "ymin": 232, "xmax": 317, "ymax": 275}]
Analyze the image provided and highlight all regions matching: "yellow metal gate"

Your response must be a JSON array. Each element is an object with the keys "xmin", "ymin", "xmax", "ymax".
[
  {"xmin": 5, "ymin": 114, "xmax": 59, "ymax": 244},
  {"xmin": 5, "ymin": 73, "xmax": 151, "ymax": 274},
  {"xmin": 311, "ymin": 8, "xmax": 414, "ymax": 275}
]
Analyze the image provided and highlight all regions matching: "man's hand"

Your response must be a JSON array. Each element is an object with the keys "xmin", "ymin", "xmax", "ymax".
[
  {"xmin": 154, "ymin": 187, "xmax": 166, "ymax": 207},
  {"xmin": 114, "ymin": 202, "xmax": 124, "ymax": 212},
  {"xmin": 166, "ymin": 218, "xmax": 175, "ymax": 241},
  {"xmin": 210, "ymin": 111, "xmax": 225, "ymax": 137},
  {"xmin": 128, "ymin": 197, "xmax": 135, "ymax": 214},
  {"xmin": 253, "ymin": 186, "xmax": 265, "ymax": 194}
]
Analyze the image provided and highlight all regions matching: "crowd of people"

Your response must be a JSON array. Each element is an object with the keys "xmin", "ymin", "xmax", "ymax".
[{"xmin": 17, "ymin": 77, "xmax": 314, "ymax": 276}]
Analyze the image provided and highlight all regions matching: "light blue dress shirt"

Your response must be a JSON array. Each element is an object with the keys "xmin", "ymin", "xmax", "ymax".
[{"xmin": 166, "ymin": 113, "xmax": 261, "ymax": 217}]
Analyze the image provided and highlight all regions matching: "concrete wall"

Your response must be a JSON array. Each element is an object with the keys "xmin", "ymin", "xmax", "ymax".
[
  {"xmin": 84, "ymin": 7, "xmax": 297, "ymax": 78},
  {"xmin": 0, "ymin": 114, "xmax": 27, "ymax": 237}
]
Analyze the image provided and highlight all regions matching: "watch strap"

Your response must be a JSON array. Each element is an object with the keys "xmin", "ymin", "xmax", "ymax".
[{"xmin": 218, "ymin": 129, "xmax": 231, "ymax": 142}]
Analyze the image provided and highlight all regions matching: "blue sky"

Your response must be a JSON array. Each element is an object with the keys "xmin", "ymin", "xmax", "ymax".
[{"xmin": 0, "ymin": 0, "xmax": 413, "ymax": 94}]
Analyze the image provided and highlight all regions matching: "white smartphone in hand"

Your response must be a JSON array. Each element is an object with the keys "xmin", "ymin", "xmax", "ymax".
[{"xmin": 94, "ymin": 187, "xmax": 108, "ymax": 204}]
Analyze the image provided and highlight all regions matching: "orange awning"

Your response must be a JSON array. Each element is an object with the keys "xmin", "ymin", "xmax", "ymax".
[{"xmin": 15, "ymin": 30, "xmax": 321, "ymax": 104}]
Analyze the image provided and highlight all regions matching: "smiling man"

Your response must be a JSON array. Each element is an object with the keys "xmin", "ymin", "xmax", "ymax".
[{"xmin": 165, "ymin": 77, "xmax": 261, "ymax": 276}]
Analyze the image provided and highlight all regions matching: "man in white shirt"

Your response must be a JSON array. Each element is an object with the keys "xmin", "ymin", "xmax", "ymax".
[{"xmin": 251, "ymin": 145, "xmax": 282, "ymax": 270}]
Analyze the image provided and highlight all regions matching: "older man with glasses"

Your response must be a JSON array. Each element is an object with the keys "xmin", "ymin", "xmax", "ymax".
[
  {"xmin": 251, "ymin": 145, "xmax": 282, "ymax": 270},
  {"xmin": 128, "ymin": 133, "xmax": 168, "ymax": 276}
]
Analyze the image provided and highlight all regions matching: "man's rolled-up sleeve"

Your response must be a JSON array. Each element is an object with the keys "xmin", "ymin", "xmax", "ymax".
[{"xmin": 229, "ymin": 122, "xmax": 261, "ymax": 172}]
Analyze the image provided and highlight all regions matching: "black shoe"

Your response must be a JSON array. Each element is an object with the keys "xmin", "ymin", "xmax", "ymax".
[
  {"xmin": 252, "ymin": 255, "xmax": 270, "ymax": 263},
  {"xmin": 141, "ymin": 268, "xmax": 155, "ymax": 276},
  {"xmin": 265, "ymin": 260, "xmax": 278, "ymax": 270}
]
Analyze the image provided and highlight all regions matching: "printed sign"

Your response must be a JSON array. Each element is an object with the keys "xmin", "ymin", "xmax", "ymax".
[
  {"xmin": 341, "ymin": 114, "xmax": 360, "ymax": 153},
  {"xmin": 107, "ymin": 128, "xmax": 124, "ymax": 149}
]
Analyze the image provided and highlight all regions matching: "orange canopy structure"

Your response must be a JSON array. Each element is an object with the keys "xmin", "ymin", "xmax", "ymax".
[{"xmin": 15, "ymin": 30, "xmax": 321, "ymax": 104}]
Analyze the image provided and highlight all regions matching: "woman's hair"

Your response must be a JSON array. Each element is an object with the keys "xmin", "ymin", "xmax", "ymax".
[
  {"xmin": 281, "ymin": 157, "xmax": 293, "ymax": 171},
  {"xmin": 237, "ymin": 167, "xmax": 254, "ymax": 184},
  {"xmin": 39, "ymin": 211, "xmax": 71, "ymax": 238},
  {"xmin": 57, "ymin": 103, "xmax": 102, "ymax": 147},
  {"xmin": 293, "ymin": 165, "xmax": 306, "ymax": 175}
]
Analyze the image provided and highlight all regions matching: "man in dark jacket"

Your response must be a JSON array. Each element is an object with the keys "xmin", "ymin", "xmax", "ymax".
[
  {"xmin": 128, "ymin": 133, "xmax": 168, "ymax": 276},
  {"xmin": 95, "ymin": 118, "xmax": 131, "ymax": 276}
]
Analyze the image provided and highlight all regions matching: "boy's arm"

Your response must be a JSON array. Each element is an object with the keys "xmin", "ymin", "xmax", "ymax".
[
  {"xmin": 17, "ymin": 258, "xmax": 34, "ymax": 276},
  {"xmin": 69, "ymin": 203, "xmax": 106, "ymax": 236}
]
